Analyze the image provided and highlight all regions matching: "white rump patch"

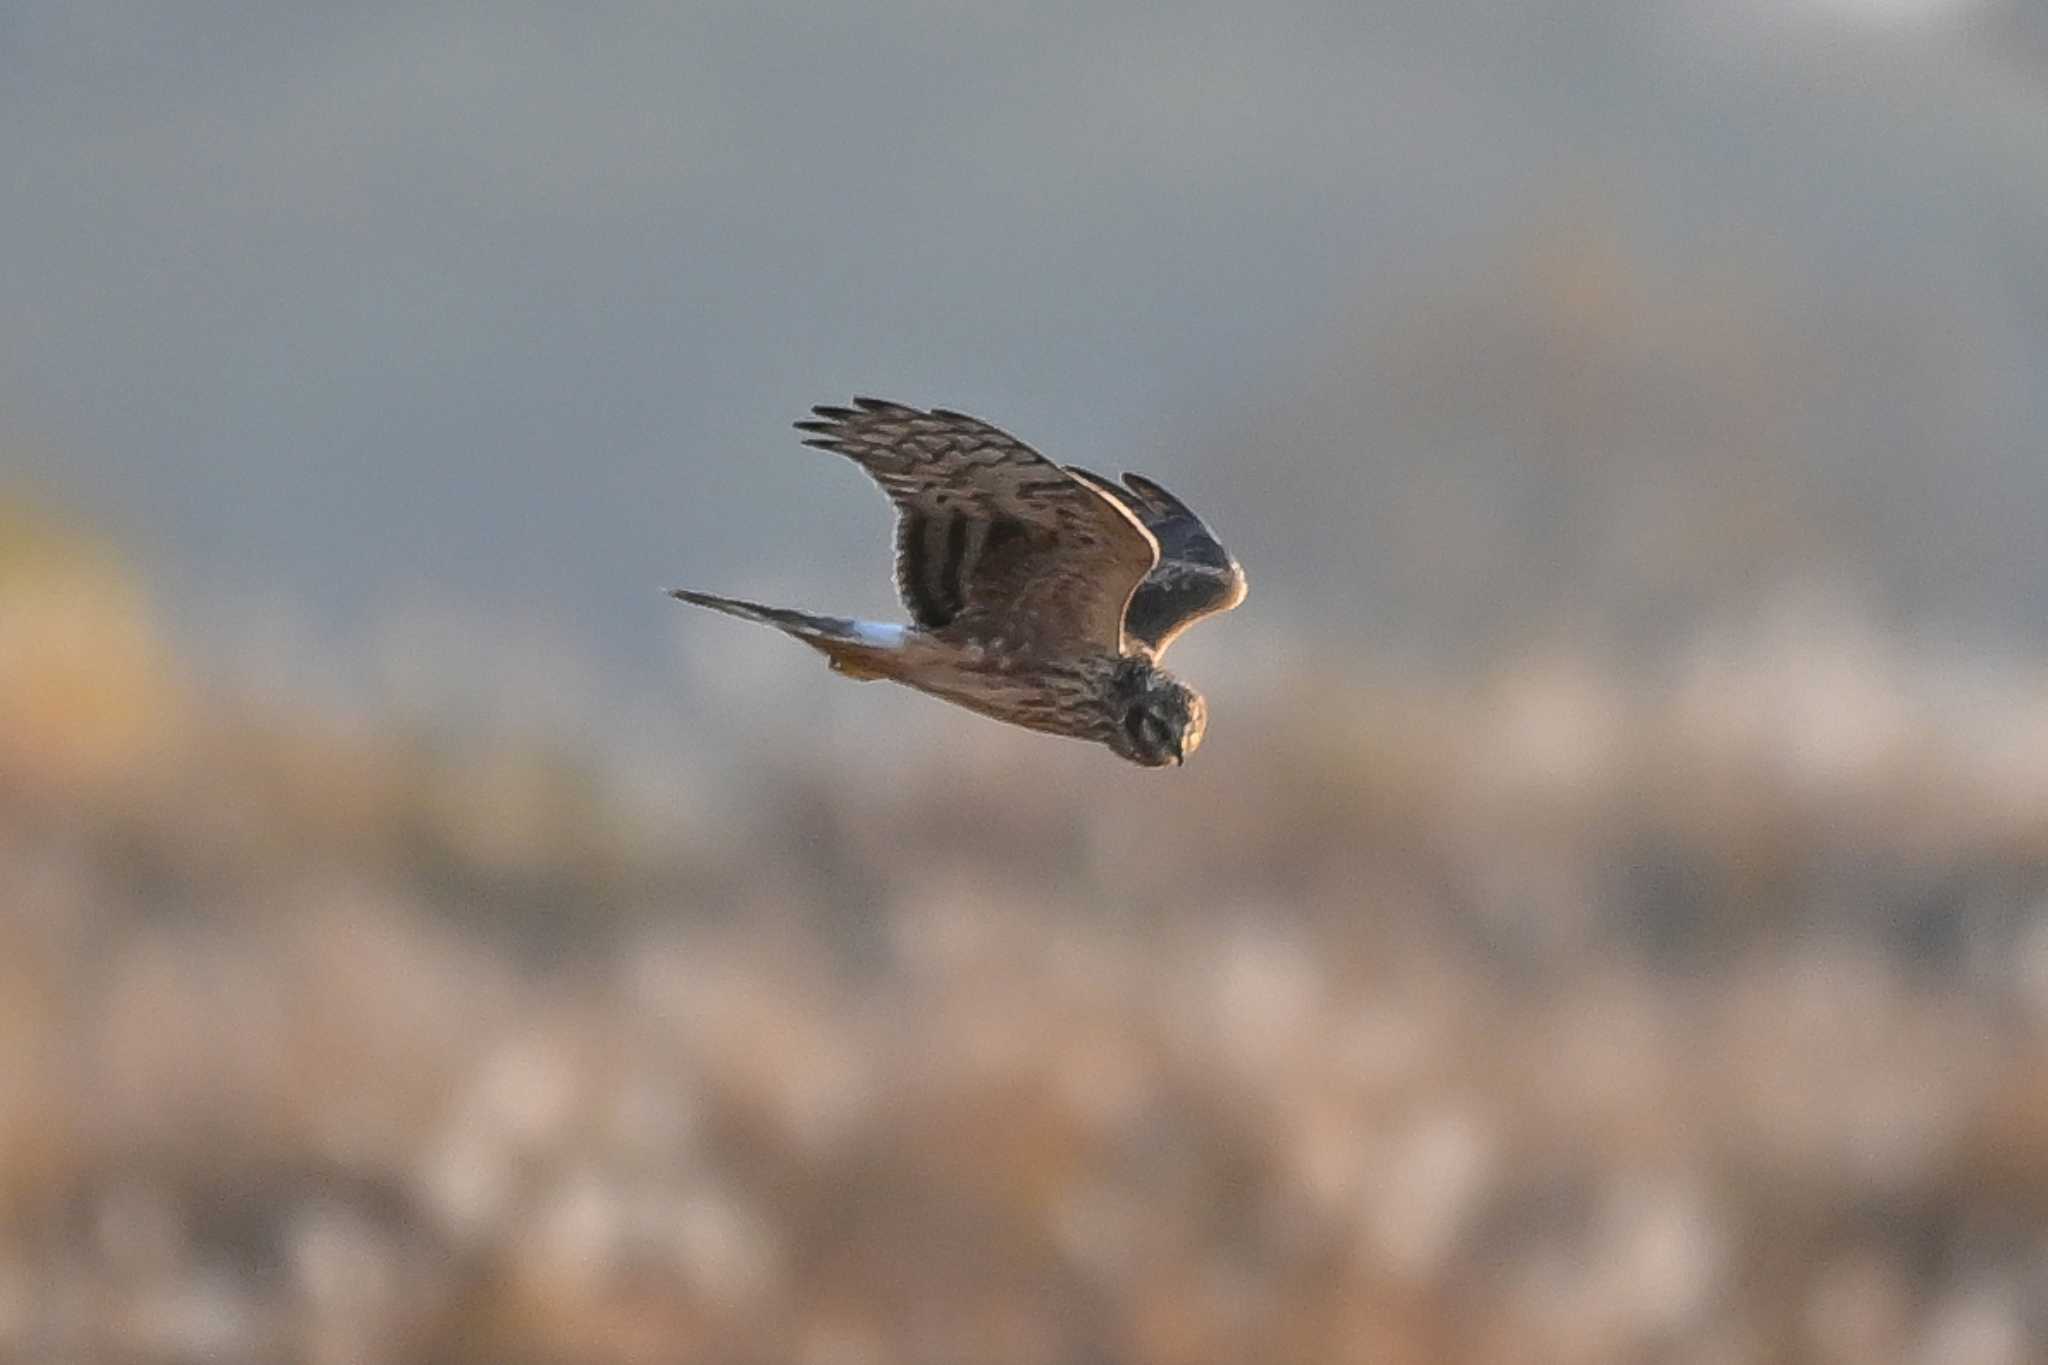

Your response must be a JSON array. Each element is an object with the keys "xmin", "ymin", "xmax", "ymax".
[{"xmin": 847, "ymin": 621, "xmax": 906, "ymax": 649}]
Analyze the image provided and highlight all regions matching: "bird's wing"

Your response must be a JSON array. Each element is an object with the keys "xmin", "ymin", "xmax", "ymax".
[
  {"xmin": 797, "ymin": 398, "xmax": 1159, "ymax": 655},
  {"xmin": 1064, "ymin": 467, "xmax": 1246, "ymax": 661}
]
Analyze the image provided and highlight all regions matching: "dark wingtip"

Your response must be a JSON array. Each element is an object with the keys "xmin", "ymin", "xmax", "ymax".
[
  {"xmin": 1121, "ymin": 471, "xmax": 1195, "ymax": 516},
  {"xmin": 852, "ymin": 395, "xmax": 911, "ymax": 414}
]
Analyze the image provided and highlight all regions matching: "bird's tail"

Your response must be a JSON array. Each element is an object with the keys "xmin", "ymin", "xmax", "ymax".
[{"xmin": 667, "ymin": 589, "xmax": 907, "ymax": 680}]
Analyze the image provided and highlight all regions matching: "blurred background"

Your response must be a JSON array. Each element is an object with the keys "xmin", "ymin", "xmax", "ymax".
[{"xmin": 4, "ymin": 2, "xmax": 2048, "ymax": 1362}]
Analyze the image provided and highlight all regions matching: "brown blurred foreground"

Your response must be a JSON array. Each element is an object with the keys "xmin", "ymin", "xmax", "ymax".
[{"xmin": 3, "ymin": 514, "xmax": 2047, "ymax": 1365}]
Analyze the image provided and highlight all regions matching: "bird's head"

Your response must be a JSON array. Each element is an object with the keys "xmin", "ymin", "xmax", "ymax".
[{"xmin": 1108, "ymin": 663, "xmax": 1206, "ymax": 767}]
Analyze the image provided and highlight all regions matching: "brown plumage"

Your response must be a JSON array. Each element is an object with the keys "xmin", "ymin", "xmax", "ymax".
[{"xmin": 670, "ymin": 398, "xmax": 1246, "ymax": 766}]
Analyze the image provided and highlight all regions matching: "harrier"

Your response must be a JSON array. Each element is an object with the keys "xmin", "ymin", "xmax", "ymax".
[{"xmin": 670, "ymin": 398, "xmax": 1246, "ymax": 766}]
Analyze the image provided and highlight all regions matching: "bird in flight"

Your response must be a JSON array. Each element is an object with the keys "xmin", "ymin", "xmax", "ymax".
[{"xmin": 671, "ymin": 398, "xmax": 1246, "ymax": 766}]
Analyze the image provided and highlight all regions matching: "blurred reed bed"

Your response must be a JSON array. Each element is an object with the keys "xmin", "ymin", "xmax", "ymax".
[{"xmin": 2, "ymin": 507, "xmax": 2046, "ymax": 1365}]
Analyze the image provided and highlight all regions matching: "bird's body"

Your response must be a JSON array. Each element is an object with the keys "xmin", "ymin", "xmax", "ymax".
[{"xmin": 671, "ymin": 398, "xmax": 1243, "ymax": 766}]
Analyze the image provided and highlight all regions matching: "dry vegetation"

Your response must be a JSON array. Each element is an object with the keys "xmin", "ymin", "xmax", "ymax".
[{"xmin": 3, "ymin": 518, "xmax": 2046, "ymax": 1365}]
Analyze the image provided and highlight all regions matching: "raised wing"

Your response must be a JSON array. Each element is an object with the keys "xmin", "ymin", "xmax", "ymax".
[
  {"xmin": 796, "ymin": 398, "xmax": 1160, "ymax": 655},
  {"xmin": 1065, "ymin": 467, "xmax": 1246, "ymax": 660}
]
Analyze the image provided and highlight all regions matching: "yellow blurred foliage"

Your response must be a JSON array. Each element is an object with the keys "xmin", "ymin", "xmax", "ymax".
[{"xmin": 0, "ymin": 495, "xmax": 186, "ymax": 795}]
